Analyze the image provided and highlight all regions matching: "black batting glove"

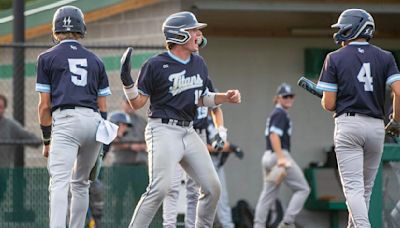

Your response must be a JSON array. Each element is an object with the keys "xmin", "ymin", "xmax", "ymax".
[
  {"xmin": 230, "ymin": 143, "xmax": 244, "ymax": 159},
  {"xmin": 211, "ymin": 133, "xmax": 225, "ymax": 152},
  {"xmin": 120, "ymin": 47, "xmax": 134, "ymax": 86}
]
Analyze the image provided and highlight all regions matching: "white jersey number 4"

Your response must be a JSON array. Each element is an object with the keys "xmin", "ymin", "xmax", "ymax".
[
  {"xmin": 68, "ymin": 58, "xmax": 88, "ymax": 87},
  {"xmin": 357, "ymin": 63, "xmax": 373, "ymax": 91}
]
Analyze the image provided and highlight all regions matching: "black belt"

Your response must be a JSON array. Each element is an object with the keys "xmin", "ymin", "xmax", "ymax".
[
  {"xmin": 194, "ymin": 128, "xmax": 205, "ymax": 134},
  {"xmin": 60, "ymin": 105, "xmax": 77, "ymax": 111},
  {"xmin": 57, "ymin": 105, "xmax": 96, "ymax": 112},
  {"xmin": 161, "ymin": 118, "xmax": 191, "ymax": 127},
  {"xmin": 345, "ymin": 112, "xmax": 356, "ymax": 116}
]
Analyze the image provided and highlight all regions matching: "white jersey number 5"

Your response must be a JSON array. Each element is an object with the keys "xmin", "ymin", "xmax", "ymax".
[
  {"xmin": 68, "ymin": 58, "xmax": 88, "ymax": 87},
  {"xmin": 357, "ymin": 63, "xmax": 373, "ymax": 91}
]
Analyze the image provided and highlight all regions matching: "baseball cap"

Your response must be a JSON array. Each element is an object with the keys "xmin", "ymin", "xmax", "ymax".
[{"xmin": 276, "ymin": 83, "xmax": 295, "ymax": 96}]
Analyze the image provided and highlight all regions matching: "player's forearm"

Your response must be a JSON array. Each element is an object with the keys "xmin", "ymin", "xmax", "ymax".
[
  {"xmin": 211, "ymin": 106, "xmax": 224, "ymax": 128},
  {"xmin": 270, "ymin": 133, "xmax": 285, "ymax": 160},
  {"xmin": 131, "ymin": 143, "xmax": 147, "ymax": 151},
  {"xmin": 97, "ymin": 96, "xmax": 107, "ymax": 112},
  {"xmin": 128, "ymin": 94, "xmax": 147, "ymax": 110},
  {"xmin": 392, "ymin": 81, "xmax": 400, "ymax": 121},
  {"xmin": 321, "ymin": 92, "xmax": 336, "ymax": 111},
  {"xmin": 38, "ymin": 97, "xmax": 51, "ymax": 126}
]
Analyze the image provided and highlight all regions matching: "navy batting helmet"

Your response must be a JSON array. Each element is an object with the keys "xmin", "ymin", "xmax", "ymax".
[
  {"xmin": 331, "ymin": 9, "xmax": 374, "ymax": 44},
  {"xmin": 162, "ymin": 11, "xmax": 207, "ymax": 45},
  {"xmin": 109, "ymin": 112, "xmax": 132, "ymax": 127},
  {"xmin": 52, "ymin": 5, "xmax": 86, "ymax": 35}
]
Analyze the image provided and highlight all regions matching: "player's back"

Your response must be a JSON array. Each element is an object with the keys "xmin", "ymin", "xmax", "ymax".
[
  {"xmin": 328, "ymin": 42, "xmax": 397, "ymax": 118},
  {"xmin": 37, "ymin": 40, "xmax": 109, "ymax": 111}
]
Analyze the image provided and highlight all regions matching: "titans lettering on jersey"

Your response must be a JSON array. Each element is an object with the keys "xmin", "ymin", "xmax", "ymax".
[
  {"xmin": 265, "ymin": 106, "xmax": 292, "ymax": 151},
  {"xmin": 137, "ymin": 51, "xmax": 211, "ymax": 121},
  {"xmin": 316, "ymin": 42, "xmax": 400, "ymax": 119},
  {"xmin": 35, "ymin": 40, "xmax": 111, "ymax": 111},
  {"xmin": 194, "ymin": 79, "xmax": 216, "ymax": 129}
]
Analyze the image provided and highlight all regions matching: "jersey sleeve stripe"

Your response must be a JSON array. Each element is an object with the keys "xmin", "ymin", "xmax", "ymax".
[
  {"xmin": 316, "ymin": 81, "xmax": 338, "ymax": 92},
  {"xmin": 35, "ymin": 83, "xmax": 51, "ymax": 93},
  {"xmin": 98, "ymin": 87, "xmax": 112, "ymax": 96},
  {"xmin": 270, "ymin": 126, "xmax": 283, "ymax": 136},
  {"xmin": 386, "ymin": 74, "xmax": 400, "ymax": 85},
  {"xmin": 138, "ymin": 89, "xmax": 149, "ymax": 96}
]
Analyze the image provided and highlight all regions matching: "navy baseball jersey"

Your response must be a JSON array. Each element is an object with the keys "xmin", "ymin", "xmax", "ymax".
[
  {"xmin": 193, "ymin": 79, "xmax": 216, "ymax": 129},
  {"xmin": 35, "ymin": 40, "xmax": 111, "ymax": 111},
  {"xmin": 317, "ymin": 42, "xmax": 400, "ymax": 119},
  {"xmin": 137, "ymin": 51, "xmax": 211, "ymax": 121},
  {"xmin": 265, "ymin": 105, "xmax": 292, "ymax": 151}
]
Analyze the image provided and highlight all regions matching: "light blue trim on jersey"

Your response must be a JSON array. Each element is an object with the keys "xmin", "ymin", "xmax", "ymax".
[
  {"xmin": 270, "ymin": 126, "xmax": 283, "ymax": 136},
  {"xmin": 387, "ymin": 74, "xmax": 400, "ymax": 85},
  {"xmin": 316, "ymin": 81, "xmax": 338, "ymax": 92},
  {"xmin": 138, "ymin": 89, "xmax": 149, "ymax": 97},
  {"xmin": 35, "ymin": 83, "xmax": 51, "ymax": 93},
  {"xmin": 59, "ymin": 39, "xmax": 80, "ymax": 44},
  {"xmin": 349, "ymin": 41, "xmax": 369, "ymax": 45},
  {"xmin": 98, "ymin": 87, "xmax": 112, "ymax": 96},
  {"xmin": 167, "ymin": 51, "xmax": 191, "ymax": 64}
]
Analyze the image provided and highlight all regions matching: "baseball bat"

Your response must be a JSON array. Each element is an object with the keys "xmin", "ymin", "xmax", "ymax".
[{"xmin": 297, "ymin": 76, "xmax": 323, "ymax": 99}]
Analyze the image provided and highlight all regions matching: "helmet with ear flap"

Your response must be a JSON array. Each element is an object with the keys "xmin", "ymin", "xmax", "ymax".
[
  {"xmin": 162, "ymin": 11, "xmax": 207, "ymax": 45},
  {"xmin": 331, "ymin": 9, "xmax": 374, "ymax": 44}
]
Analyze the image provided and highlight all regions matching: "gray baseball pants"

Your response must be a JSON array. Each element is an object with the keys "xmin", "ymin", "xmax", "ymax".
[
  {"xmin": 334, "ymin": 114, "xmax": 384, "ymax": 228},
  {"xmin": 162, "ymin": 130, "xmax": 206, "ymax": 228},
  {"xmin": 48, "ymin": 107, "xmax": 102, "ymax": 228},
  {"xmin": 129, "ymin": 118, "xmax": 221, "ymax": 228},
  {"xmin": 211, "ymin": 155, "xmax": 234, "ymax": 228},
  {"xmin": 254, "ymin": 150, "xmax": 310, "ymax": 228}
]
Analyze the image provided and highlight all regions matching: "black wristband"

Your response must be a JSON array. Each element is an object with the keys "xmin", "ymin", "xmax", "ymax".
[
  {"xmin": 100, "ymin": 111, "xmax": 107, "ymax": 120},
  {"xmin": 40, "ymin": 125, "xmax": 52, "ymax": 145}
]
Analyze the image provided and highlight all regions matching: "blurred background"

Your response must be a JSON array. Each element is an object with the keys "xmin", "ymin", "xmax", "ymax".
[{"xmin": 1, "ymin": 0, "xmax": 400, "ymax": 227}]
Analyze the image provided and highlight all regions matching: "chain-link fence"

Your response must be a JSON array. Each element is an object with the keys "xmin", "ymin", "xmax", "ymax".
[
  {"xmin": 0, "ymin": 42, "xmax": 164, "ymax": 167},
  {"xmin": 0, "ymin": 42, "xmax": 164, "ymax": 227}
]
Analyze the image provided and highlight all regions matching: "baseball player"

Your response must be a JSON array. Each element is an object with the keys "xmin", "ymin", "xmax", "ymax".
[
  {"xmin": 254, "ymin": 83, "xmax": 310, "ymax": 228},
  {"xmin": 162, "ymin": 102, "xmax": 227, "ymax": 227},
  {"xmin": 316, "ymin": 9, "xmax": 400, "ymax": 227},
  {"xmin": 119, "ymin": 11, "xmax": 241, "ymax": 228},
  {"xmin": 36, "ymin": 6, "xmax": 112, "ymax": 228},
  {"xmin": 162, "ymin": 35, "xmax": 226, "ymax": 228}
]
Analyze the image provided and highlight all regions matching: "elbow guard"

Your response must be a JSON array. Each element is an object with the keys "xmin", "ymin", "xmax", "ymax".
[
  {"xmin": 202, "ymin": 92, "xmax": 216, "ymax": 107},
  {"xmin": 123, "ymin": 85, "xmax": 139, "ymax": 100}
]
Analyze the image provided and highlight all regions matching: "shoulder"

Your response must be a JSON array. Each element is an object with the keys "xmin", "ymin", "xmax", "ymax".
[
  {"xmin": 326, "ymin": 47, "xmax": 346, "ymax": 60},
  {"xmin": 270, "ymin": 107, "xmax": 286, "ymax": 118},
  {"xmin": 140, "ymin": 52, "xmax": 167, "ymax": 71},
  {"xmin": 191, "ymin": 54, "xmax": 207, "ymax": 66},
  {"xmin": 192, "ymin": 53, "xmax": 205, "ymax": 62},
  {"xmin": 371, "ymin": 45, "xmax": 394, "ymax": 58},
  {"xmin": 37, "ymin": 45, "xmax": 58, "ymax": 62},
  {"xmin": 89, "ymin": 51, "xmax": 106, "ymax": 67},
  {"xmin": 147, "ymin": 52, "xmax": 168, "ymax": 65}
]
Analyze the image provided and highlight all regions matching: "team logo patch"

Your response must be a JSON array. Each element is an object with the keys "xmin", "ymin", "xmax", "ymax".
[
  {"xmin": 168, "ymin": 70, "xmax": 203, "ymax": 96},
  {"xmin": 62, "ymin": 17, "xmax": 74, "ymax": 30}
]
